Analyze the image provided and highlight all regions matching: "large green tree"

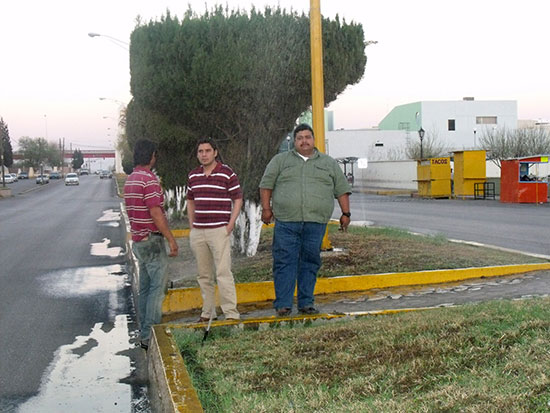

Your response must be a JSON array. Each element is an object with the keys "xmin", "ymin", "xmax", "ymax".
[
  {"xmin": 126, "ymin": 6, "xmax": 367, "ymax": 255},
  {"xmin": 17, "ymin": 137, "xmax": 60, "ymax": 169},
  {"xmin": 127, "ymin": 6, "xmax": 366, "ymax": 195}
]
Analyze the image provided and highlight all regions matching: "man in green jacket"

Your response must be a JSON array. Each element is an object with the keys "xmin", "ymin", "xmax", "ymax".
[{"xmin": 259, "ymin": 123, "xmax": 352, "ymax": 316}]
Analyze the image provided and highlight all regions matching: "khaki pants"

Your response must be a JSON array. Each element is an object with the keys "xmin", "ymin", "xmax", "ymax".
[{"xmin": 189, "ymin": 226, "xmax": 240, "ymax": 319}]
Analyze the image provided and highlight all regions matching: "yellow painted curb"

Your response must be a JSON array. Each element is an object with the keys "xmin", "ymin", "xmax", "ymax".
[
  {"xmin": 171, "ymin": 229, "xmax": 190, "ymax": 238},
  {"xmin": 162, "ymin": 262, "xmax": 550, "ymax": 314},
  {"xmin": 148, "ymin": 325, "xmax": 203, "ymax": 413}
]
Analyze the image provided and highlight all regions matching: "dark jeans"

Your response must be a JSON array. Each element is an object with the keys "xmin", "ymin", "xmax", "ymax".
[{"xmin": 272, "ymin": 220, "xmax": 327, "ymax": 309}]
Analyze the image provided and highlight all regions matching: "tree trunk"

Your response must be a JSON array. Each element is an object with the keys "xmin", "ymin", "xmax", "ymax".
[
  {"xmin": 165, "ymin": 186, "xmax": 187, "ymax": 221},
  {"xmin": 234, "ymin": 200, "xmax": 263, "ymax": 257}
]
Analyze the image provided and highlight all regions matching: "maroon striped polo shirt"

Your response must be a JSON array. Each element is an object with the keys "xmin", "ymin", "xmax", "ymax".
[
  {"xmin": 187, "ymin": 162, "xmax": 242, "ymax": 229},
  {"xmin": 124, "ymin": 167, "xmax": 165, "ymax": 242}
]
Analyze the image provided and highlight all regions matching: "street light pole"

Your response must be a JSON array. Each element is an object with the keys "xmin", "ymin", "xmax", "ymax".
[
  {"xmin": 88, "ymin": 32, "xmax": 129, "ymax": 51},
  {"xmin": 473, "ymin": 128, "xmax": 477, "ymax": 149},
  {"xmin": 418, "ymin": 128, "xmax": 425, "ymax": 159}
]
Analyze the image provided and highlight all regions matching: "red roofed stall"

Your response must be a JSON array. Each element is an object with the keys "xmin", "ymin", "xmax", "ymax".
[{"xmin": 500, "ymin": 155, "xmax": 548, "ymax": 203}]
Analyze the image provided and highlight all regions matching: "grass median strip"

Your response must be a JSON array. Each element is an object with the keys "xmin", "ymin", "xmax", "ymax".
[
  {"xmin": 173, "ymin": 297, "xmax": 550, "ymax": 412},
  {"xmin": 232, "ymin": 225, "xmax": 547, "ymax": 284}
]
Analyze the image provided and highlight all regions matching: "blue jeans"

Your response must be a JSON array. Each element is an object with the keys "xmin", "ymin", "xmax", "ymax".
[
  {"xmin": 272, "ymin": 220, "xmax": 327, "ymax": 309},
  {"xmin": 132, "ymin": 234, "xmax": 168, "ymax": 341}
]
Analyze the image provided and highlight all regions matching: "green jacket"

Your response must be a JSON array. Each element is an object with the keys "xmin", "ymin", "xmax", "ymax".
[{"xmin": 259, "ymin": 149, "xmax": 351, "ymax": 223}]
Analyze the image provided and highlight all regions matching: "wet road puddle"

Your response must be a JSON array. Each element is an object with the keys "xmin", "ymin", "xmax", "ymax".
[
  {"xmin": 18, "ymin": 315, "xmax": 134, "ymax": 412},
  {"xmin": 39, "ymin": 264, "xmax": 129, "ymax": 298},
  {"xmin": 97, "ymin": 208, "xmax": 121, "ymax": 223},
  {"xmin": 91, "ymin": 238, "xmax": 124, "ymax": 258},
  {"xmin": 25, "ymin": 264, "xmax": 148, "ymax": 412}
]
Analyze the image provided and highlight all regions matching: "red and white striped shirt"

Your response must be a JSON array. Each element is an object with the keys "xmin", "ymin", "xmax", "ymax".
[
  {"xmin": 124, "ymin": 167, "xmax": 165, "ymax": 242},
  {"xmin": 187, "ymin": 162, "xmax": 242, "ymax": 229}
]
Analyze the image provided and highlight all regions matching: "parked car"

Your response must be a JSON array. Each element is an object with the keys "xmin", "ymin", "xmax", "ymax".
[
  {"xmin": 36, "ymin": 174, "xmax": 50, "ymax": 184},
  {"xmin": 49, "ymin": 172, "xmax": 61, "ymax": 179},
  {"xmin": 18, "ymin": 171, "xmax": 29, "ymax": 179},
  {"xmin": 64, "ymin": 173, "xmax": 79, "ymax": 186},
  {"xmin": 99, "ymin": 170, "xmax": 113, "ymax": 179},
  {"xmin": 3, "ymin": 173, "xmax": 15, "ymax": 183},
  {"xmin": 9, "ymin": 173, "xmax": 18, "ymax": 182}
]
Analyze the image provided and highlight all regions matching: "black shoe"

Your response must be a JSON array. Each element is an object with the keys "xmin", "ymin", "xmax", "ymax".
[
  {"xmin": 298, "ymin": 306, "xmax": 319, "ymax": 315},
  {"xmin": 276, "ymin": 307, "xmax": 292, "ymax": 316},
  {"xmin": 140, "ymin": 340, "xmax": 149, "ymax": 351}
]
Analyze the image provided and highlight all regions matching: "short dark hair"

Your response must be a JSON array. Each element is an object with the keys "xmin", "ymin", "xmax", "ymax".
[
  {"xmin": 133, "ymin": 139, "xmax": 157, "ymax": 166},
  {"xmin": 195, "ymin": 137, "xmax": 223, "ymax": 162},
  {"xmin": 293, "ymin": 123, "xmax": 314, "ymax": 139}
]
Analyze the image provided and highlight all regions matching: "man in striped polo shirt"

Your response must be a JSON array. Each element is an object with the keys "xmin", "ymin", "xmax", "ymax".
[
  {"xmin": 124, "ymin": 139, "xmax": 179, "ymax": 350},
  {"xmin": 187, "ymin": 138, "xmax": 243, "ymax": 321}
]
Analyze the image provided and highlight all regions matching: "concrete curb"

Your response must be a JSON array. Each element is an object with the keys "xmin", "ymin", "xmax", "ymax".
[
  {"xmin": 148, "ymin": 325, "xmax": 204, "ymax": 413},
  {"xmin": 162, "ymin": 262, "xmax": 550, "ymax": 315}
]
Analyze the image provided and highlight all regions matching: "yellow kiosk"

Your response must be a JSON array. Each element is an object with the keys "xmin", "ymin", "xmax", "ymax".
[
  {"xmin": 453, "ymin": 150, "xmax": 487, "ymax": 198},
  {"xmin": 416, "ymin": 157, "xmax": 452, "ymax": 198}
]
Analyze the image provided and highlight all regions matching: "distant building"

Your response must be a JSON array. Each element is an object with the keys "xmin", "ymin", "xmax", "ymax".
[
  {"xmin": 378, "ymin": 97, "xmax": 517, "ymax": 150},
  {"xmin": 327, "ymin": 98, "xmax": 521, "ymax": 162}
]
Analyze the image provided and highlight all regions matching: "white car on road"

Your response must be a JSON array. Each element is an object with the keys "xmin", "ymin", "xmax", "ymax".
[
  {"xmin": 3, "ymin": 173, "xmax": 15, "ymax": 183},
  {"xmin": 64, "ymin": 173, "xmax": 80, "ymax": 186}
]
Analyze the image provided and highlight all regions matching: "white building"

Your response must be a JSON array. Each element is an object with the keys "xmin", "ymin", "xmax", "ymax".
[
  {"xmin": 325, "ymin": 98, "xmax": 522, "ymax": 189},
  {"xmin": 377, "ymin": 97, "xmax": 518, "ymax": 150},
  {"xmin": 327, "ymin": 98, "xmax": 519, "ymax": 162}
]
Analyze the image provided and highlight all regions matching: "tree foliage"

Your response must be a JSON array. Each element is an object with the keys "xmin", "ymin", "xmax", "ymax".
[
  {"xmin": 126, "ymin": 6, "xmax": 367, "ymax": 201},
  {"xmin": 480, "ymin": 127, "xmax": 550, "ymax": 168},
  {"xmin": 72, "ymin": 149, "xmax": 84, "ymax": 170},
  {"xmin": 0, "ymin": 118, "xmax": 13, "ymax": 168},
  {"xmin": 17, "ymin": 137, "xmax": 60, "ymax": 168}
]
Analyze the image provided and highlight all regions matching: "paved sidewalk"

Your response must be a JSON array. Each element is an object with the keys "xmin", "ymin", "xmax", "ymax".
[
  {"xmin": 165, "ymin": 236, "xmax": 199, "ymax": 288},
  {"xmin": 165, "ymin": 270, "xmax": 550, "ymax": 324}
]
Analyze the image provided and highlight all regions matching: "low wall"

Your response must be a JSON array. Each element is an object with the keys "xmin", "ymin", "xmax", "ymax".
[{"xmin": 355, "ymin": 160, "xmax": 417, "ymax": 190}]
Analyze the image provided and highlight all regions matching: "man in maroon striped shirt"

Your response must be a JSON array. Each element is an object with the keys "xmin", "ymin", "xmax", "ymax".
[
  {"xmin": 187, "ymin": 138, "xmax": 243, "ymax": 321},
  {"xmin": 124, "ymin": 139, "xmax": 178, "ymax": 350}
]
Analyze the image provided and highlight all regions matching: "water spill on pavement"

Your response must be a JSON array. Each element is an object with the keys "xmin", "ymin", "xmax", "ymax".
[
  {"xmin": 97, "ymin": 209, "xmax": 121, "ymax": 223},
  {"xmin": 39, "ymin": 264, "xmax": 128, "ymax": 298},
  {"xmin": 18, "ymin": 315, "xmax": 137, "ymax": 412},
  {"xmin": 29, "ymin": 264, "xmax": 150, "ymax": 412},
  {"xmin": 90, "ymin": 238, "xmax": 124, "ymax": 258}
]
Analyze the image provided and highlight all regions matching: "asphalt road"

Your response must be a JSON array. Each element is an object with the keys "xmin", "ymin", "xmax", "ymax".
[
  {"xmin": 0, "ymin": 175, "xmax": 148, "ymax": 412},
  {"xmin": 338, "ymin": 192, "xmax": 550, "ymax": 257}
]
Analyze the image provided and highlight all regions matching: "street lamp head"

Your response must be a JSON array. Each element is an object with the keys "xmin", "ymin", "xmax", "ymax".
[
  {"xmin": 88, "ymin": 32, "xmax": 100, "ymax": 38},
  {"xmin": 418, "ymin": 128, "xmax": 425, "ymax": 140}
]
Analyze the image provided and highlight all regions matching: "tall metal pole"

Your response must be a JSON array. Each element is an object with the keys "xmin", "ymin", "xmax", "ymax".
[
  {"xmin": 310, "ymin": 0, "xmax": 332, "ymax": 250},
  {"xmin": 310, "ymin": 0, "xmax": 325, "ymax": 153}
]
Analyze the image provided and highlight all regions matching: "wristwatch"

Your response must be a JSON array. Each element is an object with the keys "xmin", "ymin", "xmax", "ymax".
[{"xmin": 341, "ymin": 212, "xmax": 351, "ymax": 218}]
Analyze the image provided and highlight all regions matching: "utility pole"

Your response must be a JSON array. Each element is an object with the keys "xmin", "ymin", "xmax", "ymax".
[
  {"xmin": 310, "ymin": 0, "xmax": 333, "ymax": 250},
  {"xmin": 310, "ymin": 0, "xmax": 325, "ymax": 153}
]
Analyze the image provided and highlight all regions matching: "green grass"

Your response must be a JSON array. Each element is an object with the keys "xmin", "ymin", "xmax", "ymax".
[
  {"xmin": 174, "ymin": 297, "xmax": 550, "ymax": 412},
  {"xmin": 231, "ymin": 225, "xmax": 547, "ymax": 284}
]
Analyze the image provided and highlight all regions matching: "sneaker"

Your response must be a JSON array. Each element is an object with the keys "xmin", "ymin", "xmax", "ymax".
[
  {"xmin": 276, "ymin": 307, "xmax": 292, "ymax": 316},
  {"xmin": 298, "ymin": 306, "xmax": 319, "ymax": 315}
]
